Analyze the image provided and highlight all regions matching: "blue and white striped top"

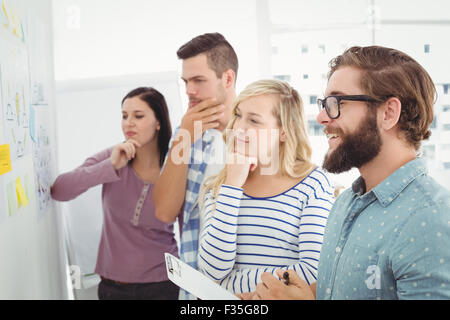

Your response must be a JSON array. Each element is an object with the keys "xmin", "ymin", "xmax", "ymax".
[{"xmin": 198, "ymin": 167, "xmax": 334, "ymax": 294}]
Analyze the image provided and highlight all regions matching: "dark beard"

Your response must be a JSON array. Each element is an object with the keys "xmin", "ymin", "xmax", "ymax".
[{"xmin": 323, "ymin": 111, "xmax": 382, "ymax": 174}]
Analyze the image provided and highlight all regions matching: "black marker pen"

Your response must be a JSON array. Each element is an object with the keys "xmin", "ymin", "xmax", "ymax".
[{"xmin": 283, "ymin": 271, "xmax": 290, "ymax": 285}]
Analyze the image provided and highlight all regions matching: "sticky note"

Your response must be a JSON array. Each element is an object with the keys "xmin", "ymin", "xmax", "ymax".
[
  {"xmin": 16, "ymin": 176, "xmax": 28, "ymax": 208},
  {"xmin": 6, "ymin": 181, "xmax": 17, "ymax": 216},
  {"xmin": 1, "ymin": 1, "xmax": 9, "ymax": 28},
  {"xmin": 0, "ymin": 144, "xmax": 12, "ymax": 175}
]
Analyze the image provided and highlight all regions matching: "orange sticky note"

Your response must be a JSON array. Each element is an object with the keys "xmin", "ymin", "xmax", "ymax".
[
  {"xmin": 16, "ymin": 177, "xmax": 28, "ymax": 208},
  {"xmin": 0, "ymin": 144, "xmax": 12, "ymax": 175}
]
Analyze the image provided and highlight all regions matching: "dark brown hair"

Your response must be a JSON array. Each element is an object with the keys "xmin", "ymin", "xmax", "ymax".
[
  {"xmin": 177, "ymin": 32, "xmax": 238, "ymax": 80},
  {"xmin": 329, "ymin": 46, "xmax": 436, "ymax": 150},
  {"xmin": 122, "ymin": 87, "xmax": 172, "ymax": 167}
]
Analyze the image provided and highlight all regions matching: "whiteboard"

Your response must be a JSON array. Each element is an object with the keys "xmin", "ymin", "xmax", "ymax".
[
  {"xmin": 55, "ymin": 72, "xmax": 184, "ymax": 277},
  {"xmin": 0, "ymin": 0, "xmax": 69, "ymax": 299}
]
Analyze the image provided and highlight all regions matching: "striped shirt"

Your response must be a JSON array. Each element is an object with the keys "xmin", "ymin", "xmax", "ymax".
[
  {"xmin": 164, "ymin": 128, "xmax": 226, "ymax": 300},
  {"xmin": 198, "ymin": 168, "xmax": 334, "ymax": 294}
]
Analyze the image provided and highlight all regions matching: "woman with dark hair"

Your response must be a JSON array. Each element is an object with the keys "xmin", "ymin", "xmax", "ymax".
[{"xmin": 51, "ymin": 87, "xmax": 179, "ymax": 300}]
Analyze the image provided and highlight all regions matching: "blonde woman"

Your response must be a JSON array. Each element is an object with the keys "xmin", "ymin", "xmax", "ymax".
[{"xmin": 197, "ymin": 80, "xmax": 334, "ymax": 295}]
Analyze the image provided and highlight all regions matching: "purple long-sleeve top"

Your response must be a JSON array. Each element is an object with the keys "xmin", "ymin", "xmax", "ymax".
[{"xmin": 51, "ymin": 147, "xmax": 178, "ymax": 283}]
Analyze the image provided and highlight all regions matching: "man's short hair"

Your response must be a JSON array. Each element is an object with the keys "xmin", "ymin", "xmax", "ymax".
[
  {"xmin": 177, "ymin": 32, "xmax": 238, "ymax": 80},
  {"xmin": 329, "ymin": 46, "xmax": 436, "ymax": 150}
]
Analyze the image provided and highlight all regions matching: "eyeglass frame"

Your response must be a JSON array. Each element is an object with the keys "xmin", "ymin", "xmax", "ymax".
[{"xmin": 317, "ymin": 95, "xmax": 380, "ymax": 119}]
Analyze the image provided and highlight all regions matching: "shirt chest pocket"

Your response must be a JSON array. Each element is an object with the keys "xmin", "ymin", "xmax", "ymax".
[{"xmin": 338, "ymin": 244, "xmax": 380, "ymax": 300}]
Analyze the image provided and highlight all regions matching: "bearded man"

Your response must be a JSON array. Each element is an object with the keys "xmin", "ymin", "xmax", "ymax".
[{"xmin": 243, "ymin": 46, "xmax": 450, "ymax": 300}]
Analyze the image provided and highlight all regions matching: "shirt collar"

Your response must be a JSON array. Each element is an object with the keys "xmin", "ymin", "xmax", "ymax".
[
  {"xmin": 351, "ymin": 157, "xmax": 428, "ymax": 207},
  {"xmin": 203, "ymin": 128, "xmax": 222, "ymax": 143},
  {"xmin": 173, "ymin": 126, "xmax": 219, "ymax": 144}
]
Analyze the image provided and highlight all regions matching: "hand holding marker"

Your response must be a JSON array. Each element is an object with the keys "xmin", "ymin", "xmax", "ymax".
[{"xmin": 283, "ymin": 271, "xmax": 290, "ymax": 285}]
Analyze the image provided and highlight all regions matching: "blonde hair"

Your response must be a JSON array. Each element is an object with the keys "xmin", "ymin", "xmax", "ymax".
[{"xmin": 199, "ymin": 79, "xmax": 315, "ymax": 210}]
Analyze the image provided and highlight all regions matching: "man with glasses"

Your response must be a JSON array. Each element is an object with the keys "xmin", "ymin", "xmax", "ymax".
[{"xmin": 242, "ymin": 46, "xmax": 450, "ymax": 300}]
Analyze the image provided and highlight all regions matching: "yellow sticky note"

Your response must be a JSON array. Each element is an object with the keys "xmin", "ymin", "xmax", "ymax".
[
  {"xmin": 0, "ymin": 144, "xmax": 12, "ymax": 175},
  {"xmin": 16, "ymin": 176, "xmax": 28, "ymax": 208},
  {"xmin": 1, "ymin": 1, "xmax": 10, "ymax": 29},
  {"xmin": 16, "ymin": 188, "xmax": 21, "ymax": 207}
]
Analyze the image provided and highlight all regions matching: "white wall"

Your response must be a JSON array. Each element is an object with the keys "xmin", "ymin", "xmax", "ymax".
[
  {"xmin": 52, "ymin": 0, "xmax": 264, "ymax": 92},
  {"xmin": 0, "ymin": 0, "xmax": 68, "ymax": 299}
]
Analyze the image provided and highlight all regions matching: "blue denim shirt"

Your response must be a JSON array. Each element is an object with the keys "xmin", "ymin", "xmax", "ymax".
[{"xmin": 316, "ymin": 158, "xmax": 450, "ymax": 300}]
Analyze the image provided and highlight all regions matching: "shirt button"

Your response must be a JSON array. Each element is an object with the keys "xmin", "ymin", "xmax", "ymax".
[{"xmin": 335, "ymin": 247, "xmax": 342, "ymax": 253}]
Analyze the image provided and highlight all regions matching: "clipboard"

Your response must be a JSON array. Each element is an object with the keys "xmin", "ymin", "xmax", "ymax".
[{"xmin": 165, "ymin": 253, "xmax": 239, "ymax": 300}]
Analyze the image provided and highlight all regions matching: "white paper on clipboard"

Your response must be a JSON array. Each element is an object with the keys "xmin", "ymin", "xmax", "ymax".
[{"xmin": 165, "ymin": 253, "xmax": 239, "ymax": 300}]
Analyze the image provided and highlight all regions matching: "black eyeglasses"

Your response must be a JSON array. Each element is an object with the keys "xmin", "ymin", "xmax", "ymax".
[{"xmin": 317, "ymin": 95, "xmax": 379, "ymax": 119}]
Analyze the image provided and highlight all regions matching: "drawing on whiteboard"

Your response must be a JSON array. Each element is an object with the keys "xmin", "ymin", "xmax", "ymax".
[
  {"xmin": 27, "ymin": 17, "xmax": 50, "ymax": 106},
  {"xmin": 5, "ymin": 101, "xmax": 13, "ymax": 119},
  {"xmin": 31, "ymin": 105, "xmax": 53, "ymax": 217},
  {"xmin": 31, "ymin": 82, "xmax": 46, "ymax": 105},
  {"xmin": 1, "ymin": 56, "xmax": 32, "ymax": 161}
]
